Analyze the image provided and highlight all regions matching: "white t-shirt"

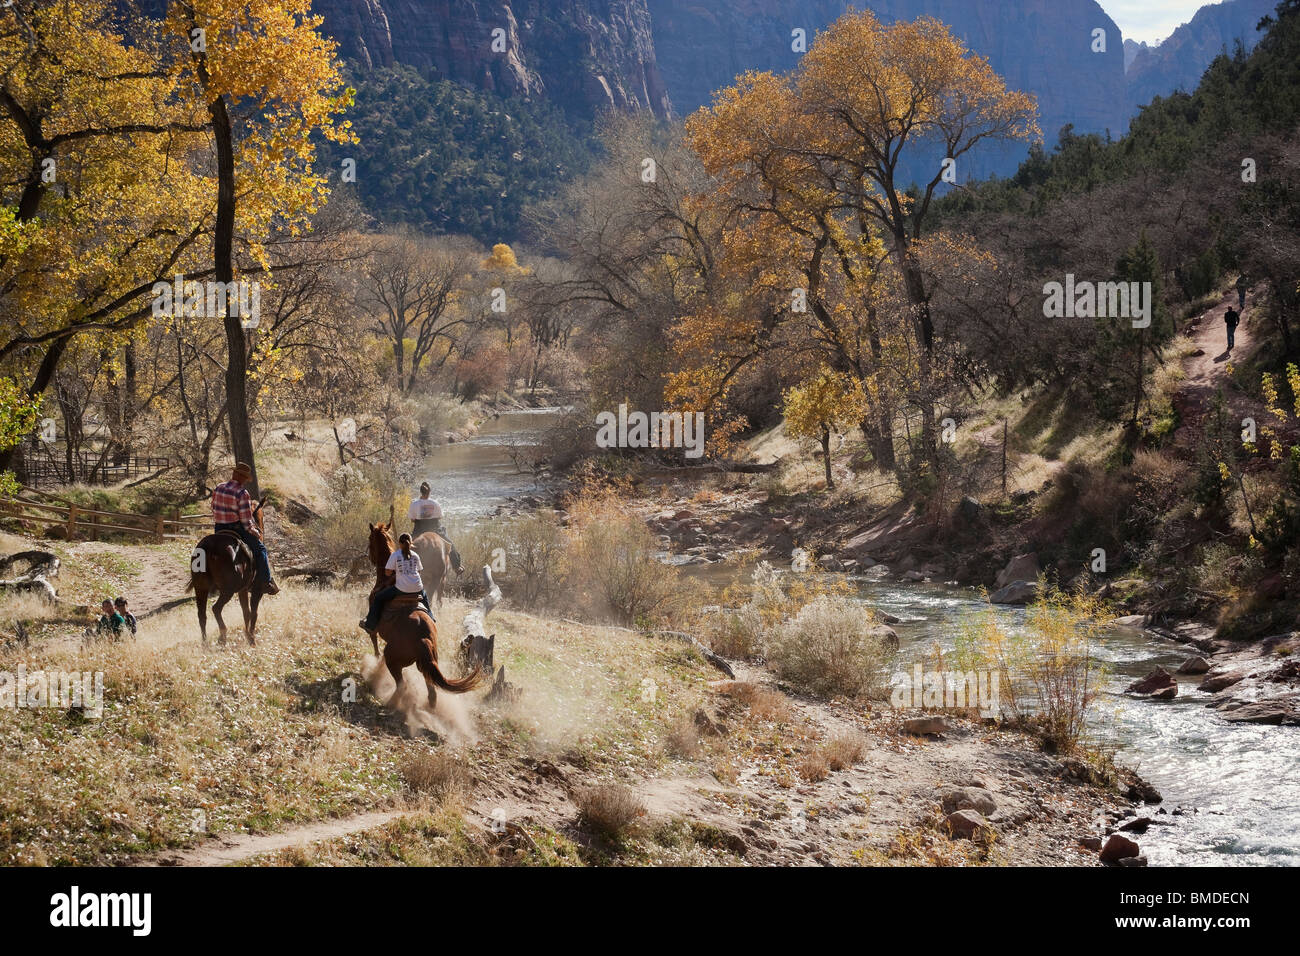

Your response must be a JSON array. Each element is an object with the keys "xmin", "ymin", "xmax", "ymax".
[
  {"xmin": 385, "ymin": 549, "xmax": 424, "ymax": 593},
  {"xmin": 409, "ymin": 497, "xmax": 443, "ymax": 521}
]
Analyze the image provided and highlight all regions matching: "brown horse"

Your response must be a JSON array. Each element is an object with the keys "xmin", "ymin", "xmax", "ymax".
[
  {"xmin": 411, "ymin": 531, "xmax": 455, "ymax": 607},
  {"xmin": 187, "ymin": 503, "xmax": 266, "ymax": 646},
  {"xmin": 365, "ymin": 522, "xmax": 482, "ymax": 709}
]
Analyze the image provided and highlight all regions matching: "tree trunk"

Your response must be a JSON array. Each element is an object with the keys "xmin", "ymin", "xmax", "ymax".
[
  {"xmin": 822, "ymin": 426, "xmax": 834, "ymax": 489},
  {"xmin": 208, "ymin": 90, "xmax": 259, "ymax": 497},
  {"xmin": 1129, "ymin": 327, "xmax": 1146, "ymax": 429}
]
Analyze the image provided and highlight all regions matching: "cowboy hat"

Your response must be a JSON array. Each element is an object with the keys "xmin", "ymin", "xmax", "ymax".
[{"xmin": 232, "ymin": 461, "xmax": 253, "ymax": 481}]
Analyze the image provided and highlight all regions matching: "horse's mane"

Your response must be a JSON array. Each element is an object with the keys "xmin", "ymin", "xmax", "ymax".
[{"xmin": 369, "ymin": 523, "xmax": 396, "ymax": 568}]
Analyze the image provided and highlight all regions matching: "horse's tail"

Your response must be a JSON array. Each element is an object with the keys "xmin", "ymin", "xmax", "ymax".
[{"xmin": 415, "ymin": 635, "xmax": 483, "ymax": 694}]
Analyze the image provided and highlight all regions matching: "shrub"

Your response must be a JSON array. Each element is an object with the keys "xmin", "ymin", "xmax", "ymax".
[
  {"xmin": 954, "ymin": 589, "xmax": 1107, "ymax": 752},
  {"xmin": 797, "ymin": 750, "xmax": 830, "ymax": 782},
  {"xmin": 765, "ymin": 595, "xmax": 896, "ymax": 699},
  {"xmin": 575, "ymin": 784, "xmax": 644, "ymax": 839},
  {"xmin": 401, "ymin": 752, "xmax": 471, "ymax": 803},
  {"xmin": 702, "ymin": 604, "xmax": 763, "ymax": 659},
  {"xmin": 663, "ymin": 716, "xmax": 702, "ymax": 759},
  {"xmin": 564, "ymin": 492, "xmax": 679, "ymax": 625},
  {"xmin": 822, "ymin": 731, "xmax": 867, "ymax": 770},
  {"xmin": 305, "ymin": 462, "xmax": 405, "ymax": 572}
]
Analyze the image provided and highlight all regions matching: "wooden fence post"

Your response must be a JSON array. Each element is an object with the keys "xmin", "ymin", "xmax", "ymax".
[
  {"xmin": 67, "ymin": 503, "xmax": 78, "ymax": 539},
  {"xmin": 155, "ymin": 514, "xmax": 166, "ymax": 543}
]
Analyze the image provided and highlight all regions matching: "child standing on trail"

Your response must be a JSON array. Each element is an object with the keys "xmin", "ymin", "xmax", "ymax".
[{"xmin": 1225, "ymin": 306, "xmax": 1240, "ymax": 352}]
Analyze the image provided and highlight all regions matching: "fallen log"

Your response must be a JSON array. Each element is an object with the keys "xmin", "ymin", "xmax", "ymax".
[{"xmin": 650, "ymin": 630, "xmax": 736, "ymax": 678}]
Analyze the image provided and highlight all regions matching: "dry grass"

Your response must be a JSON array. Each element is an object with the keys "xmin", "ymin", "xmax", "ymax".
[
  {"xmin": 663, "ymin": 715, "xmax": 702, "ymax": 758},
  {"xmin": 575, "ymin": 783, "xmax": 645, "ymax": 839},
  {"xmin": 797, "ymin": 750, "xmax": 831, "ymax": 782},
  {"xmin": 401, "ymin": 751, "xmax": 472, "ymax": 803},
  {"xmin": 823, "ymin": 731, "xmax": 867, "ymax": 770},
  {"xmin": 717, "ymin": 681, "xmax": 794, "ymax": 722}
]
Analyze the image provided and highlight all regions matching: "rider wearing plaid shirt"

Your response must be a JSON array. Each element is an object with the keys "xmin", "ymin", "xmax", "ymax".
[{"xmin": 212, "ymin": 461, "xmax": 279, "ymax": 595}]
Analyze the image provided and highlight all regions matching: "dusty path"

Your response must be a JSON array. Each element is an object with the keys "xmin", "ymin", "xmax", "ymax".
[
  {"xmin": 1175, "ymin": 285, "xmax": 1268, "ymax": 448},
  {"xmin": 66, "ymin": 540, "xmax": 191, "ymax": 617},
  {"xmin": 143, "ymin": 811, "xmax": 410, "ymax": 867}
]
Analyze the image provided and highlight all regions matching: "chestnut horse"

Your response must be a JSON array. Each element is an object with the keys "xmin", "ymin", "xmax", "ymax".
[
  {"xmin": 187, "ymin": 502, "xmax": 266, "ymax": 646},
  {"xmin": 365, "ymin": 521, "xmax": 482, "ymax": 708},
  {"xmin": 411, "ymin": 531, "xmax": 455, "ymax": 607}
]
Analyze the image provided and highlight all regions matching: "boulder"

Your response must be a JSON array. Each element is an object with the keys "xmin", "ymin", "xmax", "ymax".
[
  {"xmin": 1219, "ymin": 694, "xmax": 1300, "ymax": 726},
  {"xmin": 1198, "ymin": 670, "xmax": 1246, "ymax": 693},
  {"xmin": 944, "ymin": 809, "xmax": 993, "ymax": 840},
  {"xmin": 902, "ymin": 570, "xmax": 926, "ymax": 582},
  {"xmin": 1100, "ymin": 833, "xmax": 1141, "ymax": 864},
  {"xmin": 989, "ymin": 580, "xmax": 1038, "ymax": 605},
  {"xmin": 902, "ymin": 716, "xmax": 948, "ymax": 736},
  {"xmin": 1110, "ymin": 614, "xmax": 1147, "ymax": 629},
  {"xmin": 868, "ymin": 624, "xmax": 900, "ymax": 651},
  {"xmin": 995, "ymin": 552, "xmax": 1040, "ymax": 588},
  {"xmin": 957, "ymin": 495, "xmax": 983, "ymax": 524},
  {"xmin": 1118, "ymin": 816, "xmax": 1152, "ymax": 834},
  {"xmin": 817, "ymin": 554, "xmax": 842, "ymax": 571},
  {"xmin": 940, "ymin": 787, "xmax": 998, "ymax": 816},
  {"xmin": 1126, "ymin": 667, "xmax": 1177, "ymax": 698},
  {"xmin": 1117, "ymin": 855, "xmax": 1149, "ymax": 867},
  {"xmin": 1176, "ymin": 656, "xmax": 1211, "ymax": 675}
]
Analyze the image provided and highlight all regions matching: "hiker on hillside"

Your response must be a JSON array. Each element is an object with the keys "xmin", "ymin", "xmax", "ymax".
[
  {"xmin": 211, "ymin": 461, "xmax": 280, "ymax": 595},
  {"xmin": 1225, "ymin": 306, "xmax": 1241, "ymax": 352},
  {"xmin": 358, "ymin": 532, "xmax": 430, "ymax": 634},
  {"xmin": 96, "ymin": 598, "xmax": 125, "ymax": 637},
  {"xmin": 1236, "ymin": 274, "xmax": 1249, "ymax": 311},
  {"xmin": 409, "ymin": 481, "xmax": 462, "ymax": 574},
  {"xmin": 114, "ymin": 597, "xmax": 137, "ymax": 636}
]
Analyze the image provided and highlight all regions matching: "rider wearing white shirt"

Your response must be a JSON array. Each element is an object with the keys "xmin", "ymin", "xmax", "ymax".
[
  {"xmin": 409, "ymin": 481, "xmax": 463, "ymax": 574},
  {"xmin": 359, "ymin": 533, "xmax": 431, "ymax": 633}
]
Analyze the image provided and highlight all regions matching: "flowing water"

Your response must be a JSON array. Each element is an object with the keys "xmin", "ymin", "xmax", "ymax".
[{"xmin": 424, "ymin": 407, "xmax": 1300, "ymax": 867}]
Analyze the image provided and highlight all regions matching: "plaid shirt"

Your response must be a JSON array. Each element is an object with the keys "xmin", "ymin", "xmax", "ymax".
[{"xmin": 212, "ymin": 480, "xmax": 254, "ymax": 530}]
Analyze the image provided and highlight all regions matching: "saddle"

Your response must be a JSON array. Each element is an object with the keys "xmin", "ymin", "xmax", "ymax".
[
  {"xmin": 382, "ymin": 592, "xmax": 434, "ymax": 621},
  {"xmin": 209, "ymin": 529, "xmax": 254, "ymax": 566}
]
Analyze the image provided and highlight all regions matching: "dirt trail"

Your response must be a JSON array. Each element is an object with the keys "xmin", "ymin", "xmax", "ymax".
[
  {"xmin": 67, "ymin": 540, "xmax": 191, "ymax": 617},
  {"xmin": 1175, "ymin": 286, "xmax": 1267, "ymax": 444},
  {"xmin": 142, "ymin": 810, "xmax": 410, "ymax": 867}
]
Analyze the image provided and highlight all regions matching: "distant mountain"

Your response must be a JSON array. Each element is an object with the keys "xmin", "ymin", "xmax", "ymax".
[
  {"xmin": 1125, "ymin": 0, "xmax": 1277, "ymax": 114},
  {"xmin": 1123, "ymin": 37, "xmax": 1151, "ymax": 72},
  {"xmin": 311, "ymin": 0, "xmax": 671, "ymax": 121}
]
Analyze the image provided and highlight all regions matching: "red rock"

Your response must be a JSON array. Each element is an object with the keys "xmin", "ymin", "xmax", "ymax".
[{"xmin": 1100, "ymin": 834, "xmax": 1140, "ymax": 863}]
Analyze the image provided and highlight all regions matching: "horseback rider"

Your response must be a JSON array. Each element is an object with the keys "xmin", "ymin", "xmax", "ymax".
[
  {"xmin": 359, "ymin": 532, "xmax": 431, "ymax": 634},
  {"xmin": 409, "ymin": 481, "xmax": 462, "ymax": 574},
  {"xmin": 212, "ymin": 461, "xmax": 279, "ymax": 595}
]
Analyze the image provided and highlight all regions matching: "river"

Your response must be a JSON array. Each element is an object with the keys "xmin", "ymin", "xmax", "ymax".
[{"xmin": 423, "ymin": 406, "xmax": 1300, "ymax": 866}]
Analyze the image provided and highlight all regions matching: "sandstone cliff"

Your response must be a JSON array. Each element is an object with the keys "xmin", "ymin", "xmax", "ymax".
[
  {"xmin": 312, "ymin": 0, "xmax": 671, "ymax": 120},
  {"xmin": 1125, "ymin": 0, "xmax": 1275, "ymax": 113}
]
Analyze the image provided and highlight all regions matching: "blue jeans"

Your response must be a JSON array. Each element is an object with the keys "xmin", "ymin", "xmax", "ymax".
[
  {"xmin": 215, "ymin": 522, "xmax": 272, "ymax": 584},
  {"xmin": 362, "ymin": 586, "xmax": 430, "ymax": 629},
  {"xmin": 1227, "ymin": 325, "xmax": 1236, "ymax": 349}
]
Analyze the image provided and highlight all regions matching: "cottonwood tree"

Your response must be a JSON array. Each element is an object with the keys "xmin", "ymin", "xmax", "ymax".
[
  {"xmin": 676, "ymin": 10, "xmax": 1038, "ymax": 465},
  {"xmin": 783, "ymin": 367, "xmax": 870, "ymax": 489},
  {"xmin": 0, "ymin": 0, "xmax": 209, "ymax": 473},
  {"xmin": 164, "ymin": 0, "xmax": 354, "ymax": 495},
  {"xmin": 357, "ymin": 232, "xmax": 473, "ymax": 395}
]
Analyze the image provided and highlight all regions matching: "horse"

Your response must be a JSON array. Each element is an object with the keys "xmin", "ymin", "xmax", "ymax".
[
  {"xmin": 411, "ymin": 530, "xmax": 457, "ymax": 607},
  {"xmin": 187, "ymin": 502, "xmax": 266, "ymax": 646},
  {"xmin": 364, "ymin": 521, "xmax": 483, "ymax": 709}
]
